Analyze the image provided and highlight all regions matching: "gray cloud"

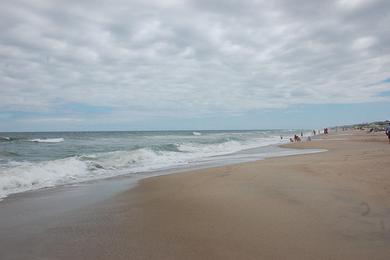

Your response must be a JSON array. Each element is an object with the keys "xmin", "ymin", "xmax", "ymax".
[{"xmin": 0, "ymin": 0, "xmax": 389, "ymax": 122}]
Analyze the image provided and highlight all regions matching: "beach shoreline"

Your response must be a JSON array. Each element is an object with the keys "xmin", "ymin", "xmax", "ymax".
[
  {"xmin": 0, "ymin": 139, "xmax": 323, "ymax": 201},
  {"xmin": 0, "ymin": 130, "xmax": 317, "ymax": 201},
  {"xmin": 1, "ymin": 130, "xmax": 390, "ymax": 259}
]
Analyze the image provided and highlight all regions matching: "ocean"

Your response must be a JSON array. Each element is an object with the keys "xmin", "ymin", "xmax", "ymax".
[{"xmin": 0, "ymin": 130, "xmax": 313, "ymax": 199}]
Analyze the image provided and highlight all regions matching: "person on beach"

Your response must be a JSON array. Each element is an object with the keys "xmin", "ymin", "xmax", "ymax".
[
  {"xmin": 386, "ymin": 123, "xmax": 390, "ymax": 143},
  {"xmin": 324, "ymin": 128, "xmax": 328, "ymax": 135},
  {"xmin": 294, "ymin": 134, "xmax": 301, "ymax": 142}
]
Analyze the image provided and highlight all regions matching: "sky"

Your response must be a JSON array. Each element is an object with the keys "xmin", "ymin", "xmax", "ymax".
[{"xmin": 0, "ymin": 0, "xmax": 389, "ymax": 131}]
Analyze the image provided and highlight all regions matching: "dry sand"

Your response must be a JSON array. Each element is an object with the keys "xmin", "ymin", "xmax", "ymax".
[{"xmin": 3, "ymin": 131, "xmax": 390, "ymax": 259}]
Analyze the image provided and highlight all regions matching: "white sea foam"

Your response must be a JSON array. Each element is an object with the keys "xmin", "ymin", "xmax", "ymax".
[
  {"xmin": 0, "ymin": 149, "xmax": 183, "ymax": 199},
  {"xmin": 192, "ymin": 131, "xmax": 202, "ymax": 136},
  {"xmin": 0, "ymin": 134, "xmax": 291, "ymax": 199},
  {"xmin": 30, "ymin": 138, "xmax": 64, "ymax": 143},
  {"xmin": 0, "ymin": 157, "xmax": 88, "ymax": 199}
]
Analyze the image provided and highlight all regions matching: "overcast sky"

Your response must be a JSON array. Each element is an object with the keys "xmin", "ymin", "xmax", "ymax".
[{"xmin": 1, "ymin": 0, "xmax": 389, "ymax": 131}]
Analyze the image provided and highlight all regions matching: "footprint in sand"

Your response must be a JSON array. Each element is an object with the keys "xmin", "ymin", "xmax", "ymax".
[{"xmin": 360, "ymin": 202, "xmax": 370, "ymax": 216}]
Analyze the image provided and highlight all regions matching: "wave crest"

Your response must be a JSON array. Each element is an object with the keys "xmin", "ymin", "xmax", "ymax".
[
  {"xmin": 29, "ymin": 138, "xmax": 64, "ymax": 143},
  {"xmin": 0, "ymin": 136, "xmax": 12, "ymax": 142}
]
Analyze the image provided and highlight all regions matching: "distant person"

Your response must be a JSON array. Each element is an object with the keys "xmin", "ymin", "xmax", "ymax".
[
  {"xmin": 280, "ymin": 136, "xmax": 283, "ymax": 140},
  {"xmin": 324, "ymin": 128, "xmax": 328, "ymax": 135},
  {"xmin": 386, "ymin": 123, "xmax": 390, "ymax": 143},
  {"xmin": 290, "ymin": 138, "xmax": 294, "ymax": 142},
  {"xmin": 313, "ymin": 130, "xmax": 316, "ymax": 135},
  {"xmin": 300, "ymin": 132, "xmax": 303, "ymax": 137},
  {"xmin": 307, "ymin": 136, "xmax": 312, "ymax": 141}
]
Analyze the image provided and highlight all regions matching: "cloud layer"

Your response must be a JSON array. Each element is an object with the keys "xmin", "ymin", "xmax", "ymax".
[{"xmin": 1, "ymin": 0, "xmax": 390, "ymax": 126}]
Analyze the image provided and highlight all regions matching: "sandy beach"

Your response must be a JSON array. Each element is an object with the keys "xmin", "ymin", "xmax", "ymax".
[
  {"xmin": 2, "ymin": 0, "xmax": 389, "ymax": 259},
  {"xmin": 1, "ymin": 130, "xmax": 390, "ymax": 259}
]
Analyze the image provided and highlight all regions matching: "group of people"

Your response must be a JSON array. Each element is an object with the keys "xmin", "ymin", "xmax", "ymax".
[
  {"xmin": 288, "ymin": 132, "xmax": 304, "ymax": 143},
  {"xmin": 287, "ymin": 129, "xmax": 328, "ymax": 143},
  {"xmin": 312, "ymin": 128, "xmax": 329, "ymax": 136},
  {"xmin": 279, "ymin": 123, "xmax": 389, "ymax": 143}
]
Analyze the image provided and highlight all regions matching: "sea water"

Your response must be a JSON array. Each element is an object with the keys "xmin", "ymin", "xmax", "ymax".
[{"xmin": 0, "ymin": 130, "xmax": 312, "ymax": 199}]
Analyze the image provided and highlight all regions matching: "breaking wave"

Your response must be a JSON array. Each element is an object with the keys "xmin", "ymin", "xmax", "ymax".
[
  {"xmin": 0, "ymin": 135, "xmax": 285, "ymax": 199},
  {"xmin": 29, "ymin": 138, "xmax": 64, "ymax": 143},
  {"xmin": 0, "ymin": 136, "xmax": 12, "ymax": 142}
]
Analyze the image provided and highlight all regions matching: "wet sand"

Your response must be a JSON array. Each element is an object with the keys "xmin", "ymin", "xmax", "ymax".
[{"xmin": 1, "ymin": 131, "xmax": 390, "ymax": 259}]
